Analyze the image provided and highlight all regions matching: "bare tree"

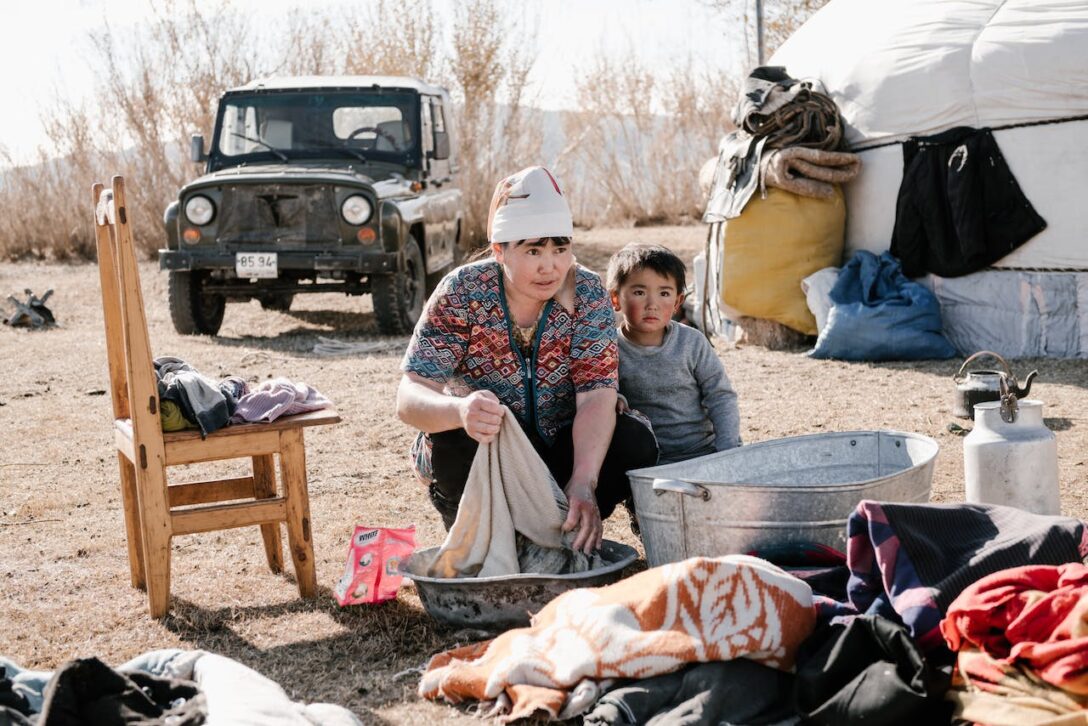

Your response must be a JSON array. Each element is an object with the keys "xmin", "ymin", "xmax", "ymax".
[
  {"xmin": 445, "ymin": 0, "xmax": 541, "ymax": 245},
  {"xmin": 559, "ymin": 52, "xmax": 738, "ymax": 227},
  {"xmin": 704, "ymin": 0, "xmax": 829, "ymax": 65},
  {"xmin": 342, "ymin": 0, "xmax": 440, "ymax": 79},
  {"xmin": 0, "ymin": 0, "xmax": 737, "ymax": 260}
]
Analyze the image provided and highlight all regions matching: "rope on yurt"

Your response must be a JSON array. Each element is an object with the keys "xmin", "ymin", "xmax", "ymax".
[{"xmin": 850, "ymin": 112, "xmax": 1088, "ymax": 154}]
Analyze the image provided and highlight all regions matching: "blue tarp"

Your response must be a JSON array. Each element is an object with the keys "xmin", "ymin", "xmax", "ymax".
[{"xmin": 811, "ymin": 251, "xmax": 956, "ymax": 361}]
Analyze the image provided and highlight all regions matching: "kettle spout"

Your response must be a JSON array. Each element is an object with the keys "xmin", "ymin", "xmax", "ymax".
[{"xmin": 1015, "ymin": 370, "xmax": 1038, "ymax": 398}]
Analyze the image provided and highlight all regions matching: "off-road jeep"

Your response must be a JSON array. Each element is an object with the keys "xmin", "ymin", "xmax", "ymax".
[{"xmin": 160, "ymin": 75, "xmax": 464, "ymax": 335}]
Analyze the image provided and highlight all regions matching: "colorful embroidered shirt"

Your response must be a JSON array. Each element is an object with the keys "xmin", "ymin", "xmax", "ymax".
[{"xmin": 402, "ymin": 259, "xmax": 618, "ymax": 481}]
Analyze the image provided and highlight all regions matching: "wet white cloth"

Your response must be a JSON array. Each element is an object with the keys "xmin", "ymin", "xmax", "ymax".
[{"xmin": 426, "ymin": 406, "xmax": 599, "ymax": 578}]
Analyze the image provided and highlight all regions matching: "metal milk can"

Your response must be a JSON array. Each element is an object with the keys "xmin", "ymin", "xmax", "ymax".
[{"xmin": 963, "ymin": 382, "xmax": 1060, "ymax": 515}]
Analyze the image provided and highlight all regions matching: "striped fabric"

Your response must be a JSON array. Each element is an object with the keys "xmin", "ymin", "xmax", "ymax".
[
  {"xmin": 402, "ymin": 259, "xmax": 618, "ymax": 482},
  {"xmin": 816, "ymin": 501, "xmax": 1088, "ymax": 654}
]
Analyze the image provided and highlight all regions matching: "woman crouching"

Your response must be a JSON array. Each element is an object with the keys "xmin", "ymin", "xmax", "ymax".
[{"xmin": 395, "ymin": 166, "xmax": 658, "ymax": 554}]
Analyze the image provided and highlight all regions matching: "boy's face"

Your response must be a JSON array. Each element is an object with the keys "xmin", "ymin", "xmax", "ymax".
[{"xmin": 610, "ymin": 268, "xmax": 684, "ymax": 340}]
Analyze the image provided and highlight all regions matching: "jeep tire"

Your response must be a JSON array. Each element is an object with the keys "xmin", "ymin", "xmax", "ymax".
[
  {"xmin": 373, "ymin": 234, "xmax": 425, "ymax": 335},
  {"xmin": 169, "ymin": 270, "xmax": 226, "ymax": 335}
]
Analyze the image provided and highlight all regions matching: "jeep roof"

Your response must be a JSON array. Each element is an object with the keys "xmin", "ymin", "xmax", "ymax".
[{"xmin": 228, "ymin": 75, "xmax": 449, "ymax": 96}]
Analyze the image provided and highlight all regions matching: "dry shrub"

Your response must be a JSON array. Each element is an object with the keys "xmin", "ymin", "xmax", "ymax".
[
  {"xmin": 0, "ymin": 0, "xmax": 537, "ymax": 259},
  {"xmin": 0, "ymin": 1, "xmax": 255, "ymax": 260},
  {"xmin": 707, "ymin": 0, "xmax": 830, "ymax": 64},
  {"xmin": 342, "ymin": 0, "xmax": 440, "ymax": 80},
  {"xmin": 559, "ymin": 53, "xmax": 737, "ymax": 227},
  {"xmin": 85, "ymin": 1, "xmax": 256, "ymax": 254},
  {"xmin": 445, "ymin": 0, "xmax": 541, "ymax": 244},
  {"xmin": 0, "ymin": 0, "xmax": 727, "ymax": 258}
]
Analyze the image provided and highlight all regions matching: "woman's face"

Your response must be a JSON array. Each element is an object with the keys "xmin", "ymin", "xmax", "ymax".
[{"xmin": 493, "ymin": 238, "xmax": 573, "ymax": 303}]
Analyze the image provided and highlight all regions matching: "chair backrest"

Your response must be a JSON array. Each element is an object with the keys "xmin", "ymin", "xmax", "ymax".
[
  {"xmin": 93, "ymin": 183, "xmax": 130, "ymax": 422},
  {"xmin": 93, "ymin": 177, "xmax": 165, "ymax": 455}
]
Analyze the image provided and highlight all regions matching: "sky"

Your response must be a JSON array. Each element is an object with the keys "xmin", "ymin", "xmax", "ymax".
[{"xmin": 0, "ymin": 0, "xmax": 745, "ymax": 167}]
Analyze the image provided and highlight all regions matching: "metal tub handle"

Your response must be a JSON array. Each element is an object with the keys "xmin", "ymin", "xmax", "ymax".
[{"xmin": 652, "ymin": 478, "xmax": 711, "ymax": 500}]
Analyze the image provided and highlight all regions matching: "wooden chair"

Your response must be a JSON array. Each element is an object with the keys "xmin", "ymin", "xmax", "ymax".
[{"xmin": 92, "ymin": 176, "xmax": 341, "ymax": 618}]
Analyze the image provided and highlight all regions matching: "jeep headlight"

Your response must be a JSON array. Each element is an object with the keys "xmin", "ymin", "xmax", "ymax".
[
  {"xmin": 184, "ymin": 195, "xmax": 215, "ymax": 226},
  {"xmin": 341, "ymin": 195, "xmax": 372, "ymax": 226}
]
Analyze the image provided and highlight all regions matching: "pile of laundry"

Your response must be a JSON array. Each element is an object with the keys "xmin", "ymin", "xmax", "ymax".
[
  {"xmin": 417, "ymin": 501, "xmax": 1088, "ymax": 724},
  {"xmin": 0, "ymin": 648, "xmax": 361, "ymax": 725},
  {"xmin": 701, "ymin": 66, "xmax": 863, "ymax": 339},
  {"xmin": 154, "ymin": 357, "xmax": 332, "ymax": 438},
  {"xmin": 420, "ymin": 554, "xmax": 816, "ymax": 723},
  {"xmin": 705, "ymin": 65, "xmax": 861, "ymax": 220}
]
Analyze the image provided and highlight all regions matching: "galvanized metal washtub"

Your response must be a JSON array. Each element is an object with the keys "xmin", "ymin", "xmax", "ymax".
[
  {"xmin": 628, "ymin": 430, "xmax": 939, "ymax": 567},
  {"xmin": 401, "ymin": 540, "xmax": 639, "ymax": 629}
]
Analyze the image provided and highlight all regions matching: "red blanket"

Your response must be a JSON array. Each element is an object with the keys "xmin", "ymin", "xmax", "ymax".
[{"xmin": 940, "ymin": 563, "xmax": 1088, "ymax": 695}]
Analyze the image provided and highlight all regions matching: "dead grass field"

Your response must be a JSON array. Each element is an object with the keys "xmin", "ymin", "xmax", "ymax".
[{"xmin": 1, "ymin": 224, "xmax": 1087, "ymax": 724}]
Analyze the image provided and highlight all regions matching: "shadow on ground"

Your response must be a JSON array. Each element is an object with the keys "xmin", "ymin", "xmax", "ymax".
[{"xmin": 163, "ymin": 584, "xmax": 467, "ymax": 718}]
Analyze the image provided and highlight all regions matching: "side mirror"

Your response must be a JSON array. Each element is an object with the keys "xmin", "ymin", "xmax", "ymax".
[
  {"xmin": 432, "ymin": 131, "xmax": 450, "ymax": 161},
  {"xmin": 190, "ymin": 134, "xmax": 206, "ymax": 163}
]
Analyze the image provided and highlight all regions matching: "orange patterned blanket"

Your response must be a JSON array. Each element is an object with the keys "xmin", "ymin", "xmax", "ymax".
[{"xmin": 419, "ymin": 555, "xmax": 816, "ymax": 722}]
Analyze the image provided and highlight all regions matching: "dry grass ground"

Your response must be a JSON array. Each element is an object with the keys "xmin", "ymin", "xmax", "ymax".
[{"xmin": 1, "ymin": 224, "xmax": 1086, "ymax": 724}]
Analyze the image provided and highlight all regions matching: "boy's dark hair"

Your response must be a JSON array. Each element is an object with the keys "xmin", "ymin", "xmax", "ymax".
[{"xmin": 606, "ymin": 243, "xmax": 686, "ymax": 293}]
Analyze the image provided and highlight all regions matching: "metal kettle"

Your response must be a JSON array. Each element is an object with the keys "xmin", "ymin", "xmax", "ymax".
[{"xmin": 953, "ymin": 351, "xmax": 1037, "ymax": 420}]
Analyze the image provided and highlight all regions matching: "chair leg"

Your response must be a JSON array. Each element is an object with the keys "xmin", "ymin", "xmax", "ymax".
[
  {"xmin": 134, "ymin": 460, "xmax": 173, "ymax": 618},
  {"xmin": 117, "ymin": 454, "xmax": 146, "ymax": 589},
  {"xmin": 252, "ymin": 454, "xmax": 283, "ymax": 574},
  {"xmin": 279, "ymin": 428, "xmax": 317, "ymax": 599}
]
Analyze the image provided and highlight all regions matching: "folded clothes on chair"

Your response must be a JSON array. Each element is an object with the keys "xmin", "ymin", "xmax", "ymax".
[
  {"xmin": 231, "ymin": 378, "xmax": 332, "ymax": 424},
  {"xmin": 154, "ymin": 356, "xmax": 246, "ymax": 437}
]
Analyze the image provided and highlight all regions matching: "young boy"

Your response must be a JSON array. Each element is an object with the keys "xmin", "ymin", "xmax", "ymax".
[{"xmin": 606, "ymin": 243, "xmax": 741, "ymax": 464}]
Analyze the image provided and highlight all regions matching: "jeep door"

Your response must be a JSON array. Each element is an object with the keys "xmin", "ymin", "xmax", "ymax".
[{"xmin": 421, "ymin": 95, "xmax": 460, "ymax": 272}]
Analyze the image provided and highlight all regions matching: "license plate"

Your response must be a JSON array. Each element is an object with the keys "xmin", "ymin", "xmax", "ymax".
[{"xmin": 235, "ymin": 252, "xmax": 278, "ymax": 279}]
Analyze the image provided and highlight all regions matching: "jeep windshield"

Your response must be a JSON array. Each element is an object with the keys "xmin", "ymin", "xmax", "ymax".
[{"xmin": 210, "ymin": 90, "xmax": 420, "ymax": 169}]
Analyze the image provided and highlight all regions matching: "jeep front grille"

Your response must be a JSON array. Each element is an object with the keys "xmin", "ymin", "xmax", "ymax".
[{"xmin": 216, "ymin": 184, "xmax": 341, "ymax": 247}]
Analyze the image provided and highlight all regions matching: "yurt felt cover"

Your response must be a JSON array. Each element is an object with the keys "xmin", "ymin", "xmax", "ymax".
[{"xmin": 770, "ymin": 0, "xmax": 1088, "ymax": 270}]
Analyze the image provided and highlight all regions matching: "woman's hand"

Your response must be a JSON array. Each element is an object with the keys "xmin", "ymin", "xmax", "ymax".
[
  {"xmin": 458, "ymin": 390, "xmax": 504, "ymax": 443},
  {"xmin": 562, "ymin": 478, "xmax": 602, "ymax": 554}
]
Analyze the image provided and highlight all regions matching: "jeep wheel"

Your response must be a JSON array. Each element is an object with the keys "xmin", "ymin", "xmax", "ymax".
[
  {"xmin": 373, "ymin": 234, "xmax": 425, "ymax": 335},
  {"xmin": 259, "ymin": 294, "xmax": 294, "ymax": 312},
  {"xmin": 168, "ymin": 270, "xmax": 225, "ymax": 335}
]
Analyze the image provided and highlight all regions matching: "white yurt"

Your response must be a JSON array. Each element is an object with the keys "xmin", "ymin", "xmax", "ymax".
[{"xmin": 770, "ymin": 0, "xmax": 1088, "ymax": 357}]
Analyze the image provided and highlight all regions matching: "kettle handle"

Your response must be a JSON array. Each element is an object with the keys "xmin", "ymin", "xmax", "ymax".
[{"xmin": 954, "ymin": 350, "xmax": 1012, "ymax": 383}]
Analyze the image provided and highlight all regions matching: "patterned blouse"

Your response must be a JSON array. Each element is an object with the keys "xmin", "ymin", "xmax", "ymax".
[{"xmin": 402, "ymin": 259, "xmax": 619, "ymax": 481}]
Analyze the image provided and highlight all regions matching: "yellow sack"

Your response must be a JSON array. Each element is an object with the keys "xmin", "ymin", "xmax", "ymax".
[{"xmin": 721, "ymin": 186, "xmax": 845, "ymax": 335}]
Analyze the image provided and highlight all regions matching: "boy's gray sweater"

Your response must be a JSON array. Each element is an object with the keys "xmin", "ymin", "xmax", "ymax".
[{"xmin": 618, "ymin": 322, "xmax": 741, "ymax": 464}]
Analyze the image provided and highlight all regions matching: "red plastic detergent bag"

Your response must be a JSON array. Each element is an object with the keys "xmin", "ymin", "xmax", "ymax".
[{"xmin": 334, "ymin": 525, "xmax": 416, "ymax": 606}]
